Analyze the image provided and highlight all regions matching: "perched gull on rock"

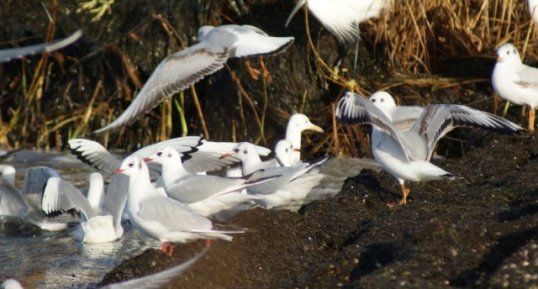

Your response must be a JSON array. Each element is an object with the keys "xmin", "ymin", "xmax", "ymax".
[
  {"xmin": 115, "ymin": 156, "xmax": 243, "ymax": 256},
  {"xmin": 144, "ymin": 147, "xmax": 269, "ymax": 217},
  {"xmin": 336, "ymin": 91, "xmax": 524, "ymax": 205},
  {"xmin": 285, "ymin": 113, "xmax": 323, "ymax": 165},
  {"xmin": 492, "ymin": 43, "xmax": 538, "ymax": 132},
  {"xmin": 95, "ymin": 24, "xmax": 294, "ymax": 133}
]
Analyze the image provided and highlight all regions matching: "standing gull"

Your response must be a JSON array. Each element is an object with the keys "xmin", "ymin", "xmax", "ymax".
[
  {"xmin": 115, "ymin": 156, "xmax": 242, "ymax": 256},
  {"xmin": 336, "ymin": 91, "xmax": 523, "ymax": 205},
  {"xmin": 492, "ymin": 43, "xmax": 538, "ymax": 132},
  {"xmin": 95, "ymin": 24, "xmax": 294, "ymax": 133},
  {"xmin": 144, "ymin": 147, "xmax": 268, "ymax": 217}
]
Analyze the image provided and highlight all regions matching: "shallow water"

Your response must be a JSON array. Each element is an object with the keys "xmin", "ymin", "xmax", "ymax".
[
  {"xmin": 0, "ymin": 150, "xmax": 160, "ymax": 289},
  {"xmin": 0, "ymin": 150, "xmax": 373, "ymax": 288}
]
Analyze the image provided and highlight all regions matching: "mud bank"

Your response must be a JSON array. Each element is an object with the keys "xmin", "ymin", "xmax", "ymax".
[{"xmin": 99, "ymin": 132, "xmax": 538, "ymax": 289}]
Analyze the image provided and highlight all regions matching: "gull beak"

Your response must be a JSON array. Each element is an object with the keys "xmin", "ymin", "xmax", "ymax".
[
  {"xmin": 285, "ymin": 0, "xmax": 307, "ymax": 27},
  {"xmin": 497, "ymin": 56, "xmax": 502, "ymax": 63},
  {"xmin": 113, "ymin": 168, "xmax": 124, "ymax": 174},
  {"xmin": 143, "ymin": 157, "xmax": 153, "ymax": 163},
  {"xmin": 219, "ymin": 153, "xmax": 233, "ymax": 160},
  {"xmin": 307, "ymin": 123, "xmax": 324, "ymax": 133},
  {"xmin": 293, "ymin": 148, "xmax": 301, "ymax": 152}
]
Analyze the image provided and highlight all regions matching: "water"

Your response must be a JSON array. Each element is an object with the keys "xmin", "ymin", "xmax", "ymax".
[
  {"xmin": 0, "ymin": 150, "xmax": 377, "ymax": 288},
  {"xmin": 0, "ymin": 150, "xmax": 160, "ymax": 289}
]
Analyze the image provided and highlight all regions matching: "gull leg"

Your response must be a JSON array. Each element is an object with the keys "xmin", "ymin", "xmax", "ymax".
[
  {"xmin": 161, "ymin": 242, "xmax": 175, "ymax": 256},
  {"xmin": 205, "ymin": 239, "xmax": 213, "ymax": 248},
  {"xmin": 502, "ymin": 101, "xmax": 510, "ymax": 117},
  {"xmin": 529, "ymin": 106, "xmax": 535, "ymax": 132},
  {"xmin": 259, "ymin": 58, "xmax": 273, "ymax": 82},
  {"xmin": 398, "ymin": 183, "xmax": 410, "ymax": 205},
  {"xmin": 245, "ymin": 59, "xmax": 260, "ymax": 80}
]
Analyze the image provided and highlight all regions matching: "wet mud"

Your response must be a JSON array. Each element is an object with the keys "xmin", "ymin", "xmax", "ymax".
[{"xmin": 100, "ymin": 132, "xmax": 538, "ymax": 289}]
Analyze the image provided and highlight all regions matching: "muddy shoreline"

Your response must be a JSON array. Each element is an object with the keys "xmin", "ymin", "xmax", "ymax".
[{"xmin": 99, "ymin": 132, "xmax": 538, "ymax": 289}]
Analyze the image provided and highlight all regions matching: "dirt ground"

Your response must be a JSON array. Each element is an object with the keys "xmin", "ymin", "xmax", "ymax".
[{"xmin": 98, "ymin": 130, "xmax": 538, "ymax": 289}]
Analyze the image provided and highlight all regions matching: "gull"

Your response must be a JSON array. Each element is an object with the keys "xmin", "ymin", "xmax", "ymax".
[
  {"xmin": 0, "ymin": 166, "xmax": 67, "ymax": 231},
  {"xmin": 285, "ymin": 113, "xmax": 324, "ymax": 165},
  {"xmin": 95, "ymin": 24, "xmax": 295, "ymax": 133},
  {"xmin": 0, "ymin": 30, "xmax": 82, "ymax": 63},
  {"xmin": 224, "ymin": 142, "xmax": 326, "ymax": 210},
  {"xmin": 115, "ymin": 156, "xmax": 243, "ymax": 256},
  {"xmin": 285, "ymin": 0, "xmax": 389, "ymax": 43},
  {"xmin": 42, "ymin": 172, "xmax": 126, "ymax": 243},
  {"xmin": 68, "ymin": 136, "xmax": 270, "ymax": 175},
  {"xmin": 274, "ymin": 139, "xmax": 295, "ymax": 167},
  {"xmin": 144, "ymin": 146, "xmax": 270, "ymax": 217},
  {"xmin": 336, "ymin": 91, "xmax": 524, "ymax": 205},
  {"xmin": 492, "ymin": 43, "xmax": 538, "ymax": 132}
]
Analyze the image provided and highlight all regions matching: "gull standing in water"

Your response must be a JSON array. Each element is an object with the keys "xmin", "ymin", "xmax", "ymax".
[
  {"xmin": 42, "ymin": 172, "xmax": 126, "ymax": 243},
  {"xmin": 95, "ymin": 24, "xmax": 294, "ymax": 133},
  {"xmin": 492, "ymin": 43, "xmax": 538, "ymax": 132},
  {"xmin": 115, "ymin": 156, "xmax": 243, "ymax": 256},
  {"xmin": 0, "ymin": 166, "xmax": 67, "ymax": 231},
  {"xmin": 336, "ymin": 91, "xmax": 524, "ymax": 205}
]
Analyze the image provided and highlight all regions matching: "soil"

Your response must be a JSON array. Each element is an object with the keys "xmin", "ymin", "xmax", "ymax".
[{"xmin": 98, "ymin": 131, "xmax": 538, "ymax": 289}]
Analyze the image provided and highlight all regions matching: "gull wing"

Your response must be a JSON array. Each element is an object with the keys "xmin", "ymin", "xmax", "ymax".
[
  {"xmin": 100, "ymin": 248, "xmax": 207, "ymax": 289},
  {"xmin": 227, "ymin": 25, "xmax": 294, "ymax": 58},
  {"xmin": 515, "ymin": 64, "xmax": 538, "ymax": 88},
  {"xmin": 0, "ymin": 30, "xmax": 82, "ymax": 63},
  {"xmin": 42, "ymin": 177, "xmax": 96, "ymax": 220},
  {"xmin": 69, "ymin": 138, "xmax": 121, "ymax": 174},
  {"xmin": 410, "ymin": 104, "xmax": 524, "ymax": 159},
  {"xmin": 336, "ymin": 91, "xmax": 415, "ymax": 160},
  {"xmin": 137, "ymin": 197, "xmax": 213, "ymax": 232},
  {"xmin": 95, "ymin": 42, "xmax": 230, "ymax": 133}
]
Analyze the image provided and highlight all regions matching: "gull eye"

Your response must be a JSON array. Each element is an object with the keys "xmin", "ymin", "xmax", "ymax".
[
  {"xmin": 380, "ymin": 98, "xmax": 385, "ymax": 103},
  {"xmin": 128, "ymin": 162, "xmax": 134, "ymax": 168},
  {"xmin": 157, "ymin": 152, "xmax": 162, "ymax": 157},
  {"xmin": 506, "ymin": 50, "xmax": 510, "ymax": 55},
  {"xmin": 167, "ymin": 153, "xmax": 172, "ymax": 158},
  {"xmin": 285, "ymin": 148, "xmax": 289, "ymax": 152},
  {"xmin": 233, "ymin": 148, "xmax": 239, "ymax": 153},
  {"xmin": 243, "ymin": 149, "xmax": 247, "ymax": 154},
  {"xmin": 371, "ymin": 99, "xmax": 376, "ymax": 102}
]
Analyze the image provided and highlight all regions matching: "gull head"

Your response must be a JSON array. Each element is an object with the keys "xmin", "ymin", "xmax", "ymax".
[
  {"xmin": 496, "ymin": 43, "xmax": 521, "ymax": 64},
  {"xmin": 114, "ymin": 156, "xmax": 147, "ymax": 177},
  {"xmin": 369, "ymin": 91, "xmax": 396, "ymax": 113},
  {"xmin": 228, "ymin": 142, "xmax": 259, "ymax": 163},
  {"xmin": 288, "ymin": 113, "xmax": 324, "ymax": 135},
  {"xmin": 144, "ymin": 146, "xmax": 181, "ymax": 165},
  {"xmin": 275, "ymin": 139, "xmax": 295, "ymax": 167}
]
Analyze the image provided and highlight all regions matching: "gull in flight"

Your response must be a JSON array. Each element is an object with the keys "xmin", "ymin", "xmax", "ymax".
[
  {"xmin": 0, "ymin": 30, "xmax": 81, "ymax": 63},
  {"xmin": 115, "ymin": 156, "xmax": 243, "ymax": 256},
  {"xmin": 42, "ymin": 172, "xmax": 126, "ymax": 243},
  {"xmin": 492, "ymin": 43, "xmax": 538, "ymax": 132},
  {"xmin": 95, "ymin": 24, "xmax": 294, "ymax": 133},
  {"xmin": 336, "ymin": 91, "xmax": 523, "ymax": 205}
]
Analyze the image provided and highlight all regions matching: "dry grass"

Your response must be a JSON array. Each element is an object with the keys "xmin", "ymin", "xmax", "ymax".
[{"xmin": 1, "ymin": 0, "xmax": 537, "ymax": 155}]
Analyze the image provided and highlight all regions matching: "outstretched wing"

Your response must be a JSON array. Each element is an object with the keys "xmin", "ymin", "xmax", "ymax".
[
  {"xmin": 42, "ymin": 177, "xmax": 96, "ymax": 220},
  {"xmin": 95, "ymin": 42, "xmax": 229, "ymax": 133},
  {"xmin": 411, "ymin": 104, "xmax": 524, "ymax": 158}
]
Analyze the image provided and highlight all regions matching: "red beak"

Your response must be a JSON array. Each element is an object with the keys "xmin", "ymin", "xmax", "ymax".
[
  {"xmin": 113, "ymin": 168, "xmax": 124, "ymax": 174},
  {"xmin": 219, "ymin": 153, "xmax": 232, "ymax": 160},
  {"xmin": 143, "ymin": 157, "xmax": 153, "ymax": 163}
]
